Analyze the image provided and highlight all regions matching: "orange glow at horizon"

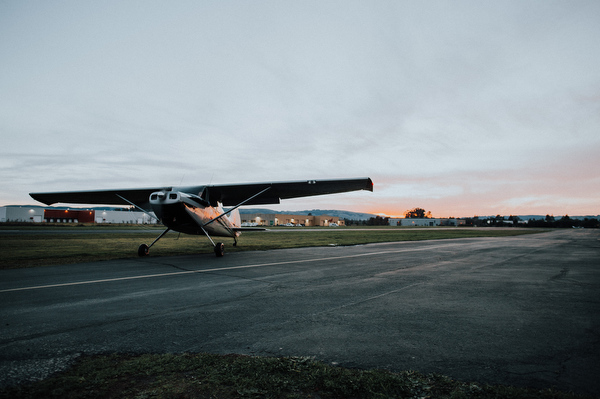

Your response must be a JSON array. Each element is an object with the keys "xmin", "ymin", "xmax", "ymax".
[
  {"xmin": 363, "ymin": 208, "xmax": 408, "ymax": 219},
  {"xmin": 362, "ymin": 211, "xmax": 468, "ymax": 219},
  {"xmin": 364, "ymin": 203, "xmax": 509, "ymax": 218}
]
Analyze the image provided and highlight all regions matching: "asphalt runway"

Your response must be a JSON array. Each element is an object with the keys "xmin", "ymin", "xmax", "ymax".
[{"xmin": 1, "ymin": 229, "xmax": 599, "ymax": 395}]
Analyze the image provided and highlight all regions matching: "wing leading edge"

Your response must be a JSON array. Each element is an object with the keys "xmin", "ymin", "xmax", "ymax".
[
  {"xmin": 30, "ymin": 177, "xmax": 373, "ymax": 208},
  {"xmin": 29, "ymin": 188, "xmax": 159, "ymax": 210}
]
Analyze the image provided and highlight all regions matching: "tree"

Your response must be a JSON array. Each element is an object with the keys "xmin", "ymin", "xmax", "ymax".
[
  {"xmin": 582, "ymin": 218, "xmax": 599, "ymax": 228},
  {"xmin": 366, "ymin": 215, "xmax": 389, "ymax": 226},
  {"xmin": 557, "ymin": 215, "xmax": 574, "ymax": 228},
  {"xmin": 404, "ymin": 208, "xmax": 428, "ymax": 218}
]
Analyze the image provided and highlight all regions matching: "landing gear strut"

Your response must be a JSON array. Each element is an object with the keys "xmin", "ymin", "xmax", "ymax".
[
  {"xmin": 201, "ymin": 226, "xmax": 227, "ymax": 257},
  {"xmin": 138, "ymin": 228, "xmax": 171, "ymax": 257},
  {"xmin": 138, "ymin": 226, "xmax": 233, "ymax": 258}
]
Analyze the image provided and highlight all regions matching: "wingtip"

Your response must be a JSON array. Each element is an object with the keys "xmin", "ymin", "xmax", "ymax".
[{"xmin": 29, "ymin": 193, "xmax": 53, "ymax": 206}]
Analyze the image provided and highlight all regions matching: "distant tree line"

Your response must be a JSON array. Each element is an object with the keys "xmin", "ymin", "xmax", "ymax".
[
  {"xmin": 463, "ymin": 215, "xmax": 599, "ymax": 228},
  {"xmin": 344, "ymin": 213, "xmax": 598, "ymax": 228},
  {"xmin": 524, "ymin": 215, "xmax": 599, "ymax": 228}
]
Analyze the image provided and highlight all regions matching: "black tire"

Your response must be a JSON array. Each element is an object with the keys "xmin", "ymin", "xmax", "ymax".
[
  {"xmin": 214, "ymin": 242, "xmax": 225, "ymax": 257},
  {"xmin": 138, "ymin": 244, "xmax": 149, "ymax": 257}
]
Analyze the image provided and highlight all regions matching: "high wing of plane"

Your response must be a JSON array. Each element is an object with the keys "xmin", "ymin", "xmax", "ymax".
[{"xmin": 30, "ymin": 177, "xmax": 373, "ymax": 257}]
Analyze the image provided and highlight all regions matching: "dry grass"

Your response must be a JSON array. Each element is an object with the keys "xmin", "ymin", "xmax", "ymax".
[
  {"xmin": 0, "ymin": 353, "xmax": 588, "ymax": 399},
  {"xmin": 0, "ymin": 225, "xmax": 542, "ymax": 269}
]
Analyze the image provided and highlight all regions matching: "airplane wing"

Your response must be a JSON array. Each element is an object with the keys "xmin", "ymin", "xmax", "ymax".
[
  {"xmin": 30, "ymin": 177, "xmax": 373, "ymax": 208},
  {"xmin": 29, "ymin": 188, "xmax": 160, "ymax": 210},
  {"xmin": 204, "ymin": 177, "xmax": 373, "ymax": 206}
]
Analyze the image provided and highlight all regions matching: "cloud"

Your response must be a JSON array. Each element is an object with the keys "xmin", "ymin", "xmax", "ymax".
[{"xmin": 1, "ymin": 1, "xmax": 599, "ymax": 216}]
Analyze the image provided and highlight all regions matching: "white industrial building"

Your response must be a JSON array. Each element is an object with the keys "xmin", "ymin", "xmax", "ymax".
[
  {"xmin": 93, "ymin": 209, "xmax": 157, "ymax": 224},
  {"xmin": 0, "ymin": 205, "xmax": 45, "ymax": 223},
  {"xmin": 388, "ymin": 218, "xmax": 465, "ymax": 227},
  {"xmin": 388, "ymin": 218, "xmax": 440, "ymax": 227},
  {"xmin": 0, "ymin": 205, "xmax": 157, "ymax": 224}
]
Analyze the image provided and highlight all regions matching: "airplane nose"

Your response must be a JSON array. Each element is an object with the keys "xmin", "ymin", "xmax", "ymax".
[
  {"xmin": 150, "ymin": 191, "xmax": 181, "ymax": 204},
  {"xmin": 150, "ymin": 191, "xmax": 167, "ymax": 202}
]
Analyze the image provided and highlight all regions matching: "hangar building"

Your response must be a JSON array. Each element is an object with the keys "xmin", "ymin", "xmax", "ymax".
[
  {"xmin": 388, "ymin": 218, "xmax": 465, "ymax": 227},
  {"xmin": 241, "ymin": 213, "xmax": 343, "ymax": 227},
  {"xmin": 0, "ymin": 205, "xmax": 45, "ymax": 223},
  {"xmin": 0, "ymin": 205, "xmax": 157, "ymax": 224}
]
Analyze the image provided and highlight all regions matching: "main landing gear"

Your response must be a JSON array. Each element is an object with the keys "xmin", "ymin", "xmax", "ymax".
[
  {"xmin": 202, "ymin": 226, "xmax": 227, "ymax": 257},
  {"xmin": 214, "ymin": 242, "xmax": 225, "ymax": 257},
  {"xmin": 137, "ymin": 227, "xmax": 229, "ymax": 258},
  {"xmin": 138, "ymin": 243, "xmax": 149, "ymax": 256},
  {"xmin": 138, "ymin": 228, "xmax": 171, "ymax": 257}
]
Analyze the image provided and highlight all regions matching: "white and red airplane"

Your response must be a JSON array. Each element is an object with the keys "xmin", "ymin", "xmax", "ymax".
[{"xmin": 30, "ymin": 177, "xmax": 373, "ymax": 257}]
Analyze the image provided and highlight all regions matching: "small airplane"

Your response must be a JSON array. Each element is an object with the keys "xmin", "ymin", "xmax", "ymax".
[{"xmin": 30, "ymin": 177, "xmax": 373, "ymax": 257}]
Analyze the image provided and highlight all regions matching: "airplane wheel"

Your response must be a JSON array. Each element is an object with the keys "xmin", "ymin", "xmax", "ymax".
[
  {"xmin": 214, "ymin": 242, "xmax": 225, "ymax": 257},
  {"xmin": 138, "ymin": 244, "xmax": 149, "ymax": 257}
]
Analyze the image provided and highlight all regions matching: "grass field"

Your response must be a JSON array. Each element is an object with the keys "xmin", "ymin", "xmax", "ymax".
[{"xmin": 0, "ymin": 224, "xmax": 542, "ymax": 269}]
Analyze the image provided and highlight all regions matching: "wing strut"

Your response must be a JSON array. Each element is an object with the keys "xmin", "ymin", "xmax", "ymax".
[
  {"xmin": 115, "ymin": 194, "xmax": 157, "ymax": 222},
  {"xmin": 199, "ymin": 186, "xmax": 271, "ymax": 257},
  {"xmin": 203, "ymin": 186, "xmax": 271, "ymax": 228}
]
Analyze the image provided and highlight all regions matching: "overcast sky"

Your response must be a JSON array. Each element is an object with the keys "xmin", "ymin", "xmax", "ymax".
[{"xmin": 1, "ymin": 1, "xmax": 599, "ymax": 217}]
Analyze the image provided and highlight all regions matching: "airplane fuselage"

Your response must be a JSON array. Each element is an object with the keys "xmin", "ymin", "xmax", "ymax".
[{"xmin": 149, "ymin": 190, "xmax": 239, "ymax": 238}]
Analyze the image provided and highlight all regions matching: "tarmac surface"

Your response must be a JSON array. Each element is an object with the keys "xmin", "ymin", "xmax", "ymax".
[{"xmin": 1, "ymin": 229, "xmax": 599, "ymax": 395}]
